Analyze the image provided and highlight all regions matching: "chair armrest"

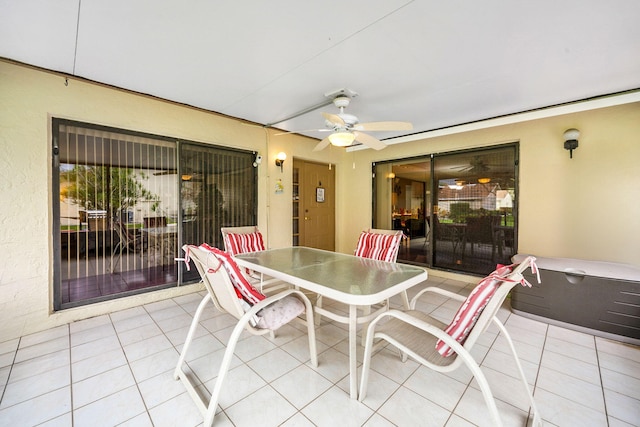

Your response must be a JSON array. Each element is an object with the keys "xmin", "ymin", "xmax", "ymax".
[
  {"xmin": 367, "ymin": 309, "xmax": 471, "ymax": 362},
  {"xmin": 372, "ymin": 309, "xmax": 446, "ymax": 336},
  {"xmin": 410, "ymin": 286, "xmax": 466, "ymax": 309}
]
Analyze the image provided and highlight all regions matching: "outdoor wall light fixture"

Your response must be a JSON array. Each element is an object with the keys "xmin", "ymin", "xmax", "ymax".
[
  {"xmin": 275, "ymin": 152, "xmax": 287, "ymax": 172},
  {"xmin": 563, "ymin": 128, "xmax": 580, "ymax": 159}
]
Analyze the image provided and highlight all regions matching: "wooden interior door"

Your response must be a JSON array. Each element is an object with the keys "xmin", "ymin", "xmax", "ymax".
[{"xmin": 295, "ymin": 159, "xmax": 335, "ymax": 251}]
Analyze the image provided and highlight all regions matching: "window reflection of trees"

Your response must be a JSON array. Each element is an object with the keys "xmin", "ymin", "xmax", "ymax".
[{"xmin": 54, "ymin": 120, "xmax": 256, "ymax": 309}]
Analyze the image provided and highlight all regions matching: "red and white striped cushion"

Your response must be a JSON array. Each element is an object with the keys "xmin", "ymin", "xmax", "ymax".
[
  {"xmin": 198, "ymin": 243, "xmax": 266, "ymax": 305},
  {"xmin": 435, "ymin": 264, "xmax": 513, "ymax": 357},
  {"xmin": 354, "ymin": 231, "xmax": 402, "ymax": 262},
  {"xmin": 223, "ymin": 231, "xmax": 265, "ymax": 256}
]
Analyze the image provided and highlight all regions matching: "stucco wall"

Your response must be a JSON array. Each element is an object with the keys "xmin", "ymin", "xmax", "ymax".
[{"xmin": 1, "ymin": 59, "xmax": 639, "ymax": 340}]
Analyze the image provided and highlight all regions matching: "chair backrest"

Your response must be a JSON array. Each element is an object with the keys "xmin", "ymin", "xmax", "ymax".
[
  {"xmin": 433, "ymin": 215, "xmax": 451, "ymax": 238},
  {"xmin": 113, "ymin": 219, "xmax": 136, "ymax": 247},
  {"xmin": 182, "ymin": 244, "xmax": 266, "ymax": 321},
  {"xmin": 436, "ymin": 256, "xmax": 538, "ymax": 357},
  {"xmin": 220, "ymin": 226, "xmax": 265, "ymax": 256},
  {"xmin": 465, "ymin": 216, "xmax": 493, "ymax": 244},
  {"xmin": 355, "ymin": 229, "xmax": 404, "ymax": 262}
]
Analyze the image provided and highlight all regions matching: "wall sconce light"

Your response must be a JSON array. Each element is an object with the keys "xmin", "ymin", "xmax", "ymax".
[
  {"xmin": 563, "ymin": 128, "xmax": 580, "ymax": 159},
  {"xmin": 275, "ymin": 152, "xmax": 287, "ymax": 172}
]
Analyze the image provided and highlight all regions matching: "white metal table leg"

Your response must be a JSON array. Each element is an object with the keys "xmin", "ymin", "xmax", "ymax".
[{"xmin": 349, "ymin": 304, "xmax": 358, "ymax": 399}]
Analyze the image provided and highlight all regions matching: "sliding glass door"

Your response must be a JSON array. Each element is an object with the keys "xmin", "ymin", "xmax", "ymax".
[
  {"xmin": 373, "ymin": 158, "xmax": 432, "ymax": 265},
  {"xmin": 180, "ymin": 142, "xmax": 258, "ymax": 283},
  {"xmin": 53, "ymin": 119, "xmax": 256, "ymax": 309},
  {"xmin": 373, "ymin": 144, "xmax": 517, "ymax": 275}
]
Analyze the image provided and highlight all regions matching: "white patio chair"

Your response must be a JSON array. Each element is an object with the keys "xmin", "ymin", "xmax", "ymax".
[
  {"xmin": 174, "ymin": 244, "xmax": 317, "ymax": 427},
  {"xmin": 359, "ymin": 255, "xmax": 542, "ymax": 427},
  {"xmin": 220, "ymin": 225, "xmax": 288, "ymax": 294},
  {"xmin": 314, "ymin": 229, "xmax": 406, "ymax": 335},
  {"xmin": 354, "ymin": 228, "xmax": 409, "ymax": 305}
]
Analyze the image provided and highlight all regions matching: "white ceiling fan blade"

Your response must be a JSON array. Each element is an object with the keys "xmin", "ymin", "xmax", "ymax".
[
  {"xmin": 322, "ymin": 112, "xmax": 345, "ymax": 127},
  {"xmin": 353, "ymin": 121, "xmax": 413, "ymax": 131},
  {"xmin": 353, "ymin": 131, "xmax": 387, "ymax": 150},
  {"xmin": 313, "ymin": 137, "xmax": 331, "ymax": 152}
]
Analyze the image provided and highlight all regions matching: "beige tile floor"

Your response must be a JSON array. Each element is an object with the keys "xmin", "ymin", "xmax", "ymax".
[{"xmin": 1, "ymin": 275, "xmax": 639, "ymax": 426}]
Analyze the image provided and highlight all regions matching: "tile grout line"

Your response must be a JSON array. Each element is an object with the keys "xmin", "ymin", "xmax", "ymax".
[
  {"xmin": 66, "ymin": 323, "xmax": 75, "ymax": 426},
  {"xmin": 593, "ymin": 335, "xmax": 610, "ymax": 425}
]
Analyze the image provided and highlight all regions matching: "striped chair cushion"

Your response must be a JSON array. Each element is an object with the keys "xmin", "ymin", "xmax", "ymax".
[
  {"xmin": 354, "ymin": 231, "xmax": 402, "ymax": 263},
  {"xmin": 224, "ymin": 231, "xmax": 265, "ymax": 256},
  {"xmin": 196, "ymin": 244, "xmax": 303, "ymax": 330},
  {"xmin": 198, "ymin": 243, "xmax": 266, "ymax": 305},
  {"xmin": 435, "ymin": 264, "xmax": 513, "ymax": 357}
]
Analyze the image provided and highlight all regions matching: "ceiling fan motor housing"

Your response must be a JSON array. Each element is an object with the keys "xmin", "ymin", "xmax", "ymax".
[{"xmin": 333, "ymin": 96, "xmax": 351, "ymax": 108}]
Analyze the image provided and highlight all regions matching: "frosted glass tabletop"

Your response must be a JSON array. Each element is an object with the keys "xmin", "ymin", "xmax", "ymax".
[{"xmin": 234, "ymin": 247, "xmax": 427, "ymax": 305}]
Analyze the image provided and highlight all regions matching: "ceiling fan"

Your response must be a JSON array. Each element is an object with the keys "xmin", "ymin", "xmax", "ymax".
[
  {"xmin": 450, "ymin": 156, "xmax": 495, "ymax": 174},
  {"xmin": 312, "ymin": 96, "xmax": 413, "ymax": 151}
]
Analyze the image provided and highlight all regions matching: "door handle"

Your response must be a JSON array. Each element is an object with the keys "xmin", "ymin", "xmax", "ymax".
[{"xmin": 304, "ymin": 216, "xmax": 311, "ymax": 220}]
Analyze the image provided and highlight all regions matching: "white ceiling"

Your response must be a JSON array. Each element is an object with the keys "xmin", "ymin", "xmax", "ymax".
[{"xmin": 2, "ymin": 0, "xmax": 640, "ymax": 146}]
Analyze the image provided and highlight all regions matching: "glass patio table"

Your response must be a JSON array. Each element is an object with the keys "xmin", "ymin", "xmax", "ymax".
[{"xmin": 234, "ymin": 246, "xmax": 428, "ymax": 398}]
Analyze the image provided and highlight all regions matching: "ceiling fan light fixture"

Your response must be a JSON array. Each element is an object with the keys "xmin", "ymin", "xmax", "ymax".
[
  {"xmin": 478, "ymin": 177, "xmax": 491, "ymax": 184},
  {"xmin": 328, "ymin": 131, "xmax": 356, "ymax": 147}
]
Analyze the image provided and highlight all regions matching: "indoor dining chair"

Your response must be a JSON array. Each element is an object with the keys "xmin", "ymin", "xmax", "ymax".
[
  {"xmin": 175, "ymin": 243, "xmax": 318, "ymax": 427},
  {"xmin": 359, "ymin": 255, "xmax": 541, "ymax": 427},
  {"xmin": 220, "ymin": 225, "xmax": 287, "ymax": 294}
]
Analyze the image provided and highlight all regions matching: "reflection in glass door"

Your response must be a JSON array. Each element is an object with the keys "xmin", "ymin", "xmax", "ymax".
[
  {"xmin": 180, "ymin": 143, "xmax": 257, "ymax": 283},
  {"xmin": 54, "ymin": 121, "xmax": 179, "ymax": 309},
  {"xmin": 53, "ymin": 120, "xmax": 258, "ymax": 310},
  {"xmin": 433, "ymin": 145, "xmax": 517, "ymax": 275},
  {"xmin": 373, "ymin": 144, "xmax": 518, "ymax": 276},
  {"xmin": 373, "ymin": 159, "xmax": 431, "ymax": 265}
]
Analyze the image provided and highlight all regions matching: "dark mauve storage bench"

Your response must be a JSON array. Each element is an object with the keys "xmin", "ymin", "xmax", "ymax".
[{"xmin": 511, "ymin": 254, "xmax": 640, "ymax": 345}]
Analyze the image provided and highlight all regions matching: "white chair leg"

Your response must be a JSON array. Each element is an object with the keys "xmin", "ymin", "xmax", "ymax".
[
  {"xmin": 174, "ymin": 293, "xmax": 211, "ymax": 380},
  {"xmin": 494, "ymin": 319, "xmax": 542, "ymax": 426},
  {"xmin": 205, "ymin": 291, "xmax": 318, "ymax": 427},
  {"xmin": 314, "ymin": 294, "xmax": 323, "ymax": 326},
  {"xmin": 300, "ymin": 292, "xmax": 318, "ymax": 367},
  {"xmin": 358, "ymin": 320, "xmax": 378, "ymax": 401},
  {"xmin": 401, "ymin": 290, "xmax": 410, "ymax": 310},
  {"xmin": 457, "ymin": 349, "xmax": 503, "ymax": 427},
  {"xmin": 204, "ymin": 313, "xmax": 253, "ymax": 426},
  {"xmin": 360, "ymin": 304, "xmax": 372, "ymax": 346}
]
